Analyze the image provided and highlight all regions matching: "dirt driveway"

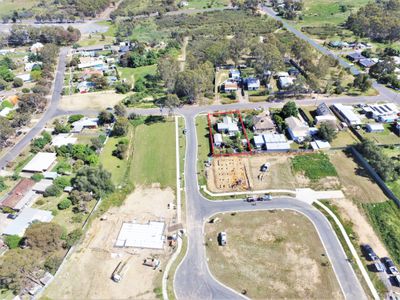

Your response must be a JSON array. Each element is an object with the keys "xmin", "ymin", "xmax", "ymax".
[
  {"xmin": 44, "ymin": 186, "xmax": 176, "ymax": 299},
  {"xmin": 59, "ymin": 91, "xmax": 127, "ymax": 111}
]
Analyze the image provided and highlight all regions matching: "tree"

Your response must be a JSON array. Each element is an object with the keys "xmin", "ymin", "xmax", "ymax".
[
  {"xmin": 112, "ymin": 117, "xmax": 129, "ymax": 137},
  {"xmin": 72, "ymin": 166, "xmax": 114, "ymax": 198},
  {"xmin": 44, "ymin": 185, "xmax": 62, "ymax": 197},
  {"xmin": 98, "ymin": 111, "xmax": 114, "ymax": 125},
  {"xmin": 54, "ymin": 176, "xmax": 70, "ymax": 189},
  {"xmin": 0, "ymin": 249, "xmax": 42, "ymax": 293},
  {"xmin": 58, "ymin": 198, "xmax": 72, "ymax": 210},
  {"xmin": 0, "ymin": 176, "xmax": 7, "ymax": 192},
  {"xmin": 318, "ymin": 123, "xmax": 337, "ymax": 142},
  {"xmin": 0, "ymin": 66, "xmax": 14, "ymax": 82},
  {"xmin": 164, "ymin": 93, "xmax": 181, "ymax": 112},
  {"xmin": 91, "ymin": 136, "xmax": 104, "ymax": 150},
  {"xmin": 53, "ymin": 119, "xmax": 71, "ymax": 134},
  {"xmin": 112, "ymin": 140, "xmax": 128, "ymax": 159},
  {"xmin": 24, "ymin": 222, "xmax": 64, "ymax": 254},
  {"xmin": 0, "ymin": 117, "xmax": 15, "ymax": 149},
  {"xmin": 90, "ymin": 74, "xmax": 108, "ymax": 90},
  {"xmin": 12, "ymin": 77, "xmax": 23, "ymax": 88},
  {"xmin": 353, "ymin": 74, "xmax": 372, "ymax": 92},
  {"xmin": 114, "ymin": 103, "xmax": 127, "ymax": 117},
  {"xmin": 252, "ymin": 43, "xmax": 284, "ymax": 76},
  {"xmin": 69, "ymin": 190, "xmax": 93, "ymax": 205},
  {"xmin": 272, "ymin": 113, "xmax": 285, "ymax": 131},
  {"xmin": 157, "ymin": 55, "xmax": 180, "ymax": 92},
  {"xmin": 115, "ymin": 82, "xmax": 131, "ymax": 94},
  {"xmin": 68, "ymin": 114, "xmax": 84, "ymax": 123},
  {"xmin": 281, "ymin": 101, "xmax": 299, "ymax": 118}
]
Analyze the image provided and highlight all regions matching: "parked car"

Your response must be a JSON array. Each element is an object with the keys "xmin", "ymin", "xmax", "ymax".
[
  {"xmin": 394, "ymin": 275, "xmax": 400, "ymax": 287},
  {"xmin": 374, "ymin": 262, "xmax": 385, "ymax": 272},
  {"xmin": 382, "ymin": 257, "xmax": 400, "ymax": 275},
  {"xmin": 258, "ymin": 194, "xmax": 272, "ymax": 201},
  {"xmin": 361, "ymin": 244, "xmax": 379, "ymax": 261},
  {"xmin": 218, "ymin": 232, "xmax": 227, "ymax": 246},
  {"xmin": 246, "ymin": 196, "xmax": 256, "ymax": 202},
  {"xmin": 7, "ymin": 214, "xmax": 17, "ymax": 219}
]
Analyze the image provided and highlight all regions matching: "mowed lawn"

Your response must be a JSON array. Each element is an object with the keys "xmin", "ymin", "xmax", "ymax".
[
  {"xmin": 195, "ymin": 115, "xmax": 211, "ymax": 185},
  {"xmin": 205, "ymin": 211, "xmax": 343, "ymax": 299},
  {"xmin": 292, "ymin": 153, "xmax": 337, "ymax": 180},
  {"xmin": 0, "ymin": 0, "xmax": 38, "ymax": 16},
  {"xmin": 131, "ymin": 119, "xmax": 176, "ymax": 188},
  {"xmin": 118, "ymin": 65, "xmax": 157, "ymax": 84}
]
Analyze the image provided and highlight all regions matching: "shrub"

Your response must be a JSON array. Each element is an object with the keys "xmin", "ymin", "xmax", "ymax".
[
  {"xmin": 4, "ymin": 235, "xmax": 22, "ymax": 249},
  {"xmin": 21, "ymin": 87, "xmax": 30, "ymax": 93},
  {"xmin": 31, "ymin": 173, "xmax": 44, "ymax": 182},
  {"xmin": 57, "ymin": 198, "xmax": 72, "ymax": 210},
  {"xmin": 44, "ymin": 185, "xmax": 62, "ymax": 197},
  {"xmin": 115, "ymin": 82, "xmax": 131, "ymax": 94},
  {"xmin": 44, "ymin": 255, "xmax": 63, "ymax": 274},
  {"xmin": 65, "ymin": 228, "xmax": 83, "ymax": 247},
  {"xmin": 54, "ymin": 176, "xmax": 71, "ymax": 189},
  {"xmin": 68, "ymin": 114, "xmax": 84, "ymax": 123},
  {"xmin": 12, "ymin": 77, "xmax": 23, "ymax": 88}
]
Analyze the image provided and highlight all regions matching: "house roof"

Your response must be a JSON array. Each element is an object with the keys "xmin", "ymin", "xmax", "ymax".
[
  {"xmin": 214, "ymin": 133, "xmax": 222, "ymax": 143},
  {"xmin": 311, "ymin": 140, "xmax": 331, "ymax": 150},
  {"xmin": 253, "ymin": 135, "xmax": 264, "ymax": 145},
  {"xmin": 366, "ymin": 123, "xmax": 385, "ymax": 130},
  {"xmin": 317, "ymin": 103, "xmax": 333, "ymax": 116},
  {"xmin": 246, "ymin": 78, "xmax": 260, "ymax": 86},
  {"xmin": 285, "ymin": 116, "xmax": 309, "ymax": 131},
  {"xmin": 347, "ymin": 52, "xmax": 365, "ymax": 60},
  {"xmin": 279, "ymin": 76, "xmax": 294, "ymax": 87},
  {"xmin": 23, "ymin": 152, "xmax": 57, "ymax": 173},
  {"xmin": 0, "ymin": 178, "xmax": 35, "ymax": 210},
  {"xmin": 262, "ymin": 133, "xmax": 287, "ymax": 143},
  {"xmin": 52, "ymin": 134, "xmax": 77, "ymax": 147},
  {"xmin": 32, "ymin": 179, "xmax": 53, "ymax": 193},
  {"xmin": 71, "ymin": 118, "xmax": 98, "ymax": 133},
  {"xmin": 3, "ymin": 207, "xmax": 53, "ymax": 236},
  {"xmin": 359, "ymin": 58, "xmax": 376, "ymax": 68},
  {"xmin": 253, "ymin": 113, "xmax": 275, "ymax": 131}
]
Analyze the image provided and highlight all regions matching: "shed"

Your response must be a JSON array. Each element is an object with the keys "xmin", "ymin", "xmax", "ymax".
[
  {"xmin": 311, "ymin": 140, "xmax": 331, "ymax": 150},
  {"xmin": 366, "ymin": 123, "xmax": 385, "ymax": 133},
  {"xmin": 32, "ymin": 179, "xmax": 53, "ymax": 194},
  {"xmin": 22, "ymin": 152, "xmax": 57, "ymax": 173},
  {"xmin": 253, "ymin": 135, "xmax": 265, "ymax": 148},
  {"xmin": 214, "ymin": 133, "xmax": 223, "ymax": 147},
  {"xmin": 43, "ymin": 172, "xmax": 59, "ymax": 180},
  {"xmin": 347, "ymin": 52, "xmax": 365, "ymax": 62}
]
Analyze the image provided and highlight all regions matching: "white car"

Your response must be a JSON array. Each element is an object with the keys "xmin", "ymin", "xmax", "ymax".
[{"xmin": 219, "ymin": 232, "xmax": 227, "ymax": 246}]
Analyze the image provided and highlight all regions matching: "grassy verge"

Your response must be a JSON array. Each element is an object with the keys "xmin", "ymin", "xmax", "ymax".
[
  {"xmin": 315, "ymin": 201, "xmax": 387, "ymax": 297},
  {"xmin": 195, "ymin": 115, "xmax": 211, "ymax": 186},
  {"xmin": 167, "ymin": 236, "xmax": 188, "ymax": 300}
]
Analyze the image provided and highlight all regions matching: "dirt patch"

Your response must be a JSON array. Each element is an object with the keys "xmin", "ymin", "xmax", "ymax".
[
  {"xmin": 44, "ymin": 186, "xmax": 176, "ymax": 300},
  {"xmin": 331, "ymin": 198, "xmax": 389, "ymax": 257},
  {"xmin": 330, "ymin": 151, "xmax": 388, "ymax": 203},
  {"xmin": 59, "ymin": 91, "xmax": 126, "ymax": 111},
  {"xmin": 205, "ymin": 210, "xmax": 343, "ymax": 299}
]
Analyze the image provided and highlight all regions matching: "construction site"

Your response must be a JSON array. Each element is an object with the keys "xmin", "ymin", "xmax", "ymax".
[
  {"xmin": 44, "ymin": 187, "xmax": 179, "ymax": 300},
  {"xmin": 206, "ymin": 154, "xmax": 298, "ymax": 192}
]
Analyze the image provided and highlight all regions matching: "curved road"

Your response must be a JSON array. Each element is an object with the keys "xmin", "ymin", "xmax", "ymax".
[{"xmin": 173, "ymin": 113, "xmax": 367, "ymax": 299}]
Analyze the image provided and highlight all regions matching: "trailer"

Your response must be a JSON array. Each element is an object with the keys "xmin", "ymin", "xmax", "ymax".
[
  {"xmin": 111, "ymin": 258, "xmax": 130, "ymax": 282},
  {"xmin": 143, "ymin": 258, "xmax": 161, "ymax": 270}
]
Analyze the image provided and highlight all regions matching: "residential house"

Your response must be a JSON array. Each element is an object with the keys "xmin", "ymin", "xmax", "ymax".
[
  {"xmin": 3, "ymin": 207, "xmax": 53, "ymax": 236},
  {"xmin": 285, "ymin": 116, "xmax": 310, "ymax": 143},
  {"xmin": 22, "ymin": 152, "xmax": 57, "ymax": 173},
  {"xmin": 0, "ymin": 178, "xmax": 35, "ymax": 211},
  {"xmin": 278, "ymin": 76, "xmax": 294, "ymax": 89},
  {"xmin": 331, "ymin": 103, "xmax": 362, "ymax": 126},
  {"xmin": 315, "ymin": 115, "xmax": 337, "ymax": 127},
  {"xmin": 310, "ymin": 140, "xmax": 331, "ymax": 151},
  {"xmin": 347, "ymin": 52, "xmax": 365, "ymax": 62},
  {"xmin": 217, "ymin": 116, "xmax": 239, "ymax": 134},
  {"xmin": 222, "ymin": 79, "xmax": 238, "ymax": 92},
  {"xmin": 32, "ymin": 179, "xmax": 53, "ymax": 194},
  {"xmin": 366, "ymin": 123, "xmax": 385, "ymax": 133},
  {"xmin": 362, "ymin": 103, "xmax": 399, "ymax": 123},
  {"xmin": 77, "ymin": 81, "xmax": 95, "ymax": 93},
  {"xmin": 358, "ymin": 58, "xmax": 377, "ymax": 68},
  {"xmin": 78, "ymin": 60, "xmax": 105, "ymax": 70},
  {"xmin": 316, "ymin": 103, "xmax": 333, "ymax": 116},
  {"xmin": 252, "ymin": 111, "xmax": 275, "ymax": 133},
  {"xmin": 71, "ymin": 117, "xmax": 99, "ymax": 133},
  {"xmin": 245, "ymin": 78, "xmax": 260, "ymax": 90},
  {"xmin": 51, "ymin": 133, "xmax": 77, "ymax": 147}
]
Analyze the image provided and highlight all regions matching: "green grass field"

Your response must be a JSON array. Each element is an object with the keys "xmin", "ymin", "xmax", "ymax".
[
  {"xmin": 292, "ymin": 153, "xmax": 337, "ymax": 180},
  {"xmin": 129, "ymin": 19, "xmax": 168, "ymax": 43},
  {"xmin": 131, "ymin": 119, "xmax": 176, "ymax": 188},
  {"xmin": 0, "ymin": 0, "xmax": 39, "ymax": 16},
  {"xmin": 118, "ymin": 65, "xmax": 157, "ymax": 84},
  {"xmin": 358, "ymin": 124, "xmax": 400, "ymax": 145},
  {"xmin": 185, "ymin": 0, "xmax": 229, "ymax": 9},
  {"xmin": 297, "ymin": 0, "xmax": 370, "ymax": 27}
]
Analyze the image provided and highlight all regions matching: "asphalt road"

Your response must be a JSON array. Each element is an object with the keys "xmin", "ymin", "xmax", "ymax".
[
  {"xmin": 173, "ymin": 113, "xmax": 367, "ymax": 300},
  {"xmin": 0, "ymin": 47, "xmax": 68, "ymax": 170}
]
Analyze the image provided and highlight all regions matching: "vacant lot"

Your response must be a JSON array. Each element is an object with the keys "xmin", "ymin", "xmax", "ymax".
[
  {"xmin": 0, "ymin": 0, "xmax": 39, "ymax": 16},
  {"xmin": 59, "ymin": 91, "xmax": 126, "ymax": 110},
  {"xmin": 205, "ymin": 210, "xmax": 343, "ymax": 299},
  {"xmin": 44, "ymin": 186, "xmax": 176, "ymax": 299},
  {"xmin": 131, "ymin": 119, "xmax": 176, "ymax": 188},
  {"xmin": 330, "ymin": 151, "xmax": 387, "ymax": 203}
]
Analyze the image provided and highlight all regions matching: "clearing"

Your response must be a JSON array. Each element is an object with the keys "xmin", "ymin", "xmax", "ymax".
[
  {"xmin": 59, "ymin": 91, "xmax": 127, "ymax": 111},
  {"xmin": 205, "ymin": 210, "xmax": 343, "ymax": 299},
  {"xmin": 329, "ymin": 151, "xmax": 387, "ymax": 203},
  {"xmin": 43, "ymin": 186, "xmax": 176, "ymax": 300}
]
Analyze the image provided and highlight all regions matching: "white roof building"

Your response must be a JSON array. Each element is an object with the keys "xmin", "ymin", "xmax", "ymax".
[
  {"xmin": 77, "ymin": 60, "xmax": 105, "ymax": 69},
  {"xmin": 32, "ymin": 179, "xmax": 54, "ymax": 193},
  {"xmin": 115, "ymin": 221, "xmax": 165, "ymax": 249},
  {"xmin": 362, "ymin": 103, "xmax": 399, "ymax": 123},
  {"xmin": 253, "ymin": 135, "xmax": 265, "ymax": 148},
  {"xmin": 22, "ymin": 152, "xmax": 57, "ymax": 173},
  {"xmin": 285, "ymin": 116, "xmax": 310, "ymax": 143},
  {"xmin": 331, "ymin": 103, "xmax": 362, "ymax": 126},
  {"xmin": 311, "ymin": 140, "xmax": 331, "ymax": 151},
  {"xmin": 16, "ymin": 74, "xmax": 31, "ymax": 82},
  {"xmin": 0, "ymin": 107, "xmax": 12, "ymax": 117},
  {"xmin": 315, "ymin": 115, "xmax": 337, "ymax": 125},
  {"xmin": 71, "ymin": 118, "xmax": 98, "ymax": 133},
  {"xmin": 217, "ymin": 116, "xmax": 239, "ymax": 133},
  {"xmin": 262, "ymin": 133, "xmax": 290, "ymax": 151},
  {"xmin": 366, "ymin": 123, "xmax": 385, "ymax": 132},
  {"xmin": 51, "ymin": 134, "xmax": 77, "ymax": 147},
  {"xmin": 3, "ymin": 207, "xmax": 53, "ymax": 236},
  {"xmin": 214, "ymin": 133, "xmax": 223, "ymax": 146}
]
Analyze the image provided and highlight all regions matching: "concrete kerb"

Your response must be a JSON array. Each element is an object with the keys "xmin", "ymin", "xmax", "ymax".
[
  {"xmin": 314, "ymin": 200, "xmax": 380, "ymax": 300},
  {"xmin": 201, "ymin": 185, "xmax": 296, "ymax": 198},
  {"xmin": 202, "ymin": 206, "xmax": 349, "ymax": 300}
]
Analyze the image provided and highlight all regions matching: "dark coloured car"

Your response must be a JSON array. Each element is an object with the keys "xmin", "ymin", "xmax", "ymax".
[
  {"xmin": 382, "ymin": 257, "xmax": 400, "ymax": 275},
  {"xmin": 361, "ymin": 244, "xmax": 379, "ymax": 261},
  {"xmin": 374, "ymin": 262, "xmax": 385, "ymax": 272},
  {"xmin": 7, "ymin": 214, "xmax": 17, "ymax": 219}
]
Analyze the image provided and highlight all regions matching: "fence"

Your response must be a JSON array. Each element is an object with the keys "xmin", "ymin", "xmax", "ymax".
[{"xmin": 350, "ymin": 147, "xmax": 400, "ymax": 208}]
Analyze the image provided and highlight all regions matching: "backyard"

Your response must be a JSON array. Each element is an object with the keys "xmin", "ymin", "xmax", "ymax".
[
  {"xmin": 205, "ymin": 210, "xmax": 343, "ymax": 299},
  {"xmin": 292, "ymin": 153, "xmax": 337, "ymax": 180}
]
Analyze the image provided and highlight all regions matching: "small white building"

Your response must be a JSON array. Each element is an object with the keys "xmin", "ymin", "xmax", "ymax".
[
  {"xmin": 331, "ymin": 103, "xmax": 362, "ymax": 126},
  {"xmin": 51, "ymin": 133, "xmax": 77, "ymax": 147},
  {"xmin": 32, "ymin": 179, "xmax": 54, "ymax": 194},
  {"xmin": 285, "ymin": 116, "xmax": 310, "ymax": 143},
  {"xmin": 366, "ymin": 123, "xmax": 385, "ymax": 133},
  {"xmin": 311, "ymin": 140, "xmax": 331, "ymax": 151},
  {"xmin": 263, "ymin": 133, "xmax": 290, "ymax": 151},
  {"xmin": 115, "ymin": 221, "xmax": 165, "ymax": 249},
  {"xmin": 16, "ymin": 74, "xmax": 31, "ymax": 82},
  {"xmin": 214, "ymin": 133, "xmax": 223, "ymax": 147},
  {"xmin": 315, "ymin": 115, "xmax": 337, "ymax": 127},
  {"xmin": 71, "ymin": 118, "xmax": 99, "ymax": 133},
  {"xmin": 253, "ymin": 135, "xmax": 265, "ymax": 148}
]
